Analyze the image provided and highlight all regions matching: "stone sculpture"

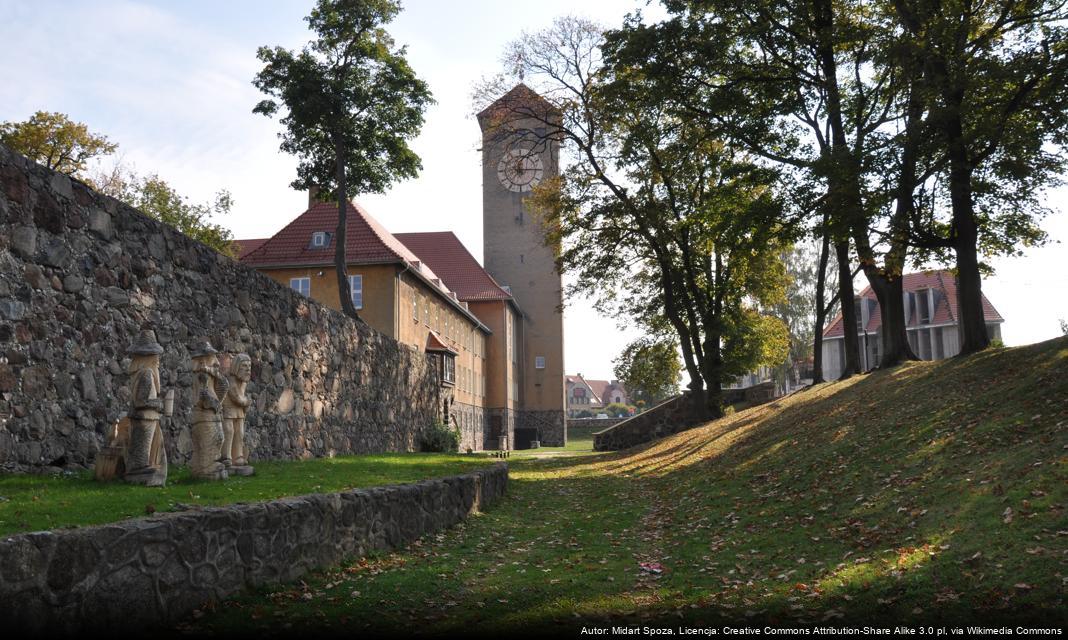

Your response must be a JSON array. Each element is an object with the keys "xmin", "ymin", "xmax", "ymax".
[
  {"xmin": 221, "ymin": 353, "xmax": 254, "ymax": 476},
  {"xmin": 123, "ymin": 329, "xmax": 169, "ymax": 486},
  {"xmin": 189, "ymin": 339, "xmax": 230, "ymax": 480}
]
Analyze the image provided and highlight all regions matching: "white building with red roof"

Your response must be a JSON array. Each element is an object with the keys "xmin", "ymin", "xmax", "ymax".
[{"xmin": 821, "ymin": 269, "xmax": 1005, "ymax": 379}]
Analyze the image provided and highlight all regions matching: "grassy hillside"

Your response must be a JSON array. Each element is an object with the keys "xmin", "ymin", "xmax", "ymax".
[{"xmin": 189, "ymin": 338, "xmax": 1068, "ymax": 633}]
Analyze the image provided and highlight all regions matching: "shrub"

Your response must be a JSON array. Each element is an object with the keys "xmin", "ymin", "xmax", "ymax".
[{"xmin": 421, "ymin": 420, "xmax": 460, "ymax": 453}]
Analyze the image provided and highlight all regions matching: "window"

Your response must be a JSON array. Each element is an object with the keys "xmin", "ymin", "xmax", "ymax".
[
  {"xmin": 574, "ymin": 388, "xmax": 585, "ymax": 398},
  {"xmin": 290, "ymin": 277, "xmax": 310, "ymax": 297},
  {"xmin": 916, "ymin": 289, "xmax": 931, "ymax": 324},
  {"xmin": 535, "ymin": 356, "xmax": 545, "ymax": 369},
  {"xmin": 310, "ymin": 231, "xmax": 329, "ymax": 248},
  {"xmin": 441, "ymin": 353, "xmax": 455, "ymax": 385},
  {"xmin": 348, "ymin": 274, "xmax": 363, "ymax": 309},
  {"xmin": 424, "ymin": 297, "xmax": 430, "ymax": 325},
  {"xmin": 854, "ymin": 298, "xmax": 864, "ymax": 331},
  {"xmin": 413, "ymin": 292, "xmax": 419, "ymax": 321}
]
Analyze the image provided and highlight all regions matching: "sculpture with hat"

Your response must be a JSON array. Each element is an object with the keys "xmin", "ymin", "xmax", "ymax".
[
  {"xmin": 189, "ymin": 338, "xmax": 230, "ymax": 480},
  {"xmin": 121, "ymin": 328, "xmax": 169, "ymax": 486},
  {"xmin": 221, "ymin": 352, "xmax": 254, "ymax": 476}
]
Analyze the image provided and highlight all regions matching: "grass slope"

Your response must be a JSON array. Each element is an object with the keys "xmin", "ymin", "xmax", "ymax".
[
  {"xmin": 0, "ymin": 454, "xmax": 487, "ymax": 536},
  {"xmin": 190, "ymin": 338, "xmax": 1067, "ymax": 633}
]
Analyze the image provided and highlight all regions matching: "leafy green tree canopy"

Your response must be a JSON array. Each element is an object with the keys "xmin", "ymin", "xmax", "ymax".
[
  {"xmin": 253, "ymin": 0, "xmax": 433, "ymax": 319},
  {"xmin": 93, "ymin": 164, "xmax": 237, "ymax": 257},
  {"xmin": 613, "ymin": 338, "xmax": 683, "ymax": 406},
  {"xmin": 1, "ymin": 111, "xmax": 116, "ymax": 176}
]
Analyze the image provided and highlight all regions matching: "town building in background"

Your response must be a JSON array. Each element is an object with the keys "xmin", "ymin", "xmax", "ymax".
[
  {"xmin": 239, "ymin": 85, "xmax": 568, "ymax": 449},
  {"xmin": 821, "ymin": 269, "xmax": 1005, "ymax": 380}
]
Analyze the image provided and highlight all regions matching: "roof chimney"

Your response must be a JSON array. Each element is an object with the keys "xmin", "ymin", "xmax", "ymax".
[{"xmin": 308, "ymin": 186, "xmax": 321, "ymax": 209}]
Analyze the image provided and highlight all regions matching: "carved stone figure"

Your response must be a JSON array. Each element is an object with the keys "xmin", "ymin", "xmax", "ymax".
[
  {"xmin": 189, "ymin": 340, "xmax": 229, "ymax": 480},
  {"xmin": 222, "ymin": 353, "xmax": 253, "ymax": 476},
  {"xmin": 123, "ymin": 329, "xmax": 168, "ymax": 486}
]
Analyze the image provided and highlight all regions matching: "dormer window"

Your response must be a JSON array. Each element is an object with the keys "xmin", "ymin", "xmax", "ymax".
[
  {"xmin": 916, "ymin": 289, "xmax": 931, "ymax": 324},
  {"xmin": 310, "ymin": 231, "xmax": 330, "ymax": 248}
]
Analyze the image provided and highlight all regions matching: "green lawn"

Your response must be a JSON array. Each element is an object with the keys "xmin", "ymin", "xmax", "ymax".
[
  {"xmin": 0, "ymin": 453, "xmax": 489, "ymax": 536},
  {"xmin": 185, "ymin": 337, "xmax": 1068, "ymax": 633}
]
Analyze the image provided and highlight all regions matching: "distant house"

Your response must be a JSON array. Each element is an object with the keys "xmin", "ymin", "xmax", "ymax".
[
  {"xmin": 821, "ymin": 269, "xmax": 1004, "ymax": 380},
  {"xmin": 565, "ymin": 375, "xmax": 629, "ymax": 417}
]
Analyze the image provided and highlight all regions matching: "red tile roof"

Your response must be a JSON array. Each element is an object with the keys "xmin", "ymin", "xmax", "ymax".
[
  {"xmin": 566, "ymin": 375, "xmax": 621, "ymax": 405},
  {"xmin": 823, "ymin": 269, "xmax": 1004, "ymax": 338},
  {"xmin": 394, "ymin": 232, "xmax": 513, "ymax": 302},
  {"xmin": 238, "ymin": 201, "xmax": 494, "ymax": 333},
  {"xmin": 241, "ymin": 201, "xmax": 432, "ymax": 271},
  {"xmin": 234, "ymin": 238, "xmax": 268, "ymax": 260}
]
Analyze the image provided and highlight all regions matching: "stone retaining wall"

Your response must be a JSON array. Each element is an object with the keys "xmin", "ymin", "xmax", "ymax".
[
  {"xmin": 0, "ymin": 462, "xmax": 507, "ymax": 635},
  {"xmin": 0, "ymin": 144, "xmax": 443, "ymax": 471},
  {"xmin": 592, "ymin": 394, "xmax": 696, "ymax": 451},
  {"xmin": 519, "ymin": 409, "xmax": 566, "ymax": 447},
  {"xmin": 568, "ymin": 416, "xmax": 627, "ymax": 431}
]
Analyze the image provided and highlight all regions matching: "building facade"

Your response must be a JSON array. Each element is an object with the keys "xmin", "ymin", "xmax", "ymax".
[
  {"xmin": 239, "ymin": 85, "xmax": 568, "ymax": 449},
  {"xmin": 239, "ymin": 201, "xmax": 491, "ymax": 451},
  {"xmin": 476, "ymin": 85, "xmax": 568, "ymax": 446},
  {"xmin": 821, "ymin": 270, "xmax": 1005, "ymax": 380}
]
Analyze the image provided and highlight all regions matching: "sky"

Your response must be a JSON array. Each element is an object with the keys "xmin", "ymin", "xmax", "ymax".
[{"xmin": 1, "ymin": 0, "xmax": 1065, "ymax": 382}]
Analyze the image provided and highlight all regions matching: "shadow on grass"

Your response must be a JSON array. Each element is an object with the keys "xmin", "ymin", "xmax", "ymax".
[{"xmin": 187, "ymin": 338, "xmax": 1068, "ymax": 635}]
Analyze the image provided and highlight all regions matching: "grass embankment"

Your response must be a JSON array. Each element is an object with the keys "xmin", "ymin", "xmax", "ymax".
[
  {"xmin": 0, "ymin": 453, "xmax": 487, "ymax": 536},
  {"xmin": 190, "ymin": 337, "xmax": 1067, "ymax": 633}
]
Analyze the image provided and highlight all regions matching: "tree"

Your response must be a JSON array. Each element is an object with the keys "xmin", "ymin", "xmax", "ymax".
[
  {"xmin": 892, "ymin": 0, "xmax": 1068, "ymax": 355},
  {"xmin": 773, "ymin": 238, "xmax": 842, "ymax": 387},
  {"xmin": 3, "ymin": 112, "xmax": 236, "ymax": 256},
  {"xmin": 485, "ymin": 17, "xmax": 793, "ymax": 421},
  {"xmin": 253, "ymin": 0, "xmax": 432, "ymax": 320},
  {"xmin": 613, "ymin": 338, "xmax": 683, "ymax": 406},
  {"xmin": 90, "ymin": 162, "xmax": 237, "ymax": 257},
  {"xmin": 0, "ymin": 111, "xmax": 117, "ymax": 176},
  {"xmin": 604, "ymin": 0, "xmax": 926, "ymax": 377}
]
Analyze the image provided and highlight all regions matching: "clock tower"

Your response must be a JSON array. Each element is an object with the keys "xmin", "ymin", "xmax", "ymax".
[{"xmin": 476, "ymin": 84, "xmax": 566, "ymax": 446}]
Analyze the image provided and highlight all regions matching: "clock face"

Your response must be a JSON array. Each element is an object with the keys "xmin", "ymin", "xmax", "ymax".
[{"xmin": 496, "ymin": 149, "xmax": 545, "ymax": 193}]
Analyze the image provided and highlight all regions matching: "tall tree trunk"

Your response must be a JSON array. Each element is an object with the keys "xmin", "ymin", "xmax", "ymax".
[
  {"xmin": 948, "ymin": 139, "xmax": 990, "ymax": 354},
  {"xmin": 954, "ymin": 211, "xmax": 989, "ymax": 354},
  {"xmin": 812, "ymin": 0, "xmax": 861, "ymax": 379},
  {"xmin": 333, "ymin": 135, "xmax": 361, "ymax": 321},
  {"xmin": 939, "ymin": 60, "xmax": 986, "ymax": 354},
  {"xmin": 812, "ymin": 222, "xmax": 831, "ymax": 383},
  {"xmin": 836, "ymin": 240, "xmax": 860, "ymax": 378},
  {"xmin": 880, "ymin": 274, "xmax": 918, "ymax": 366}
]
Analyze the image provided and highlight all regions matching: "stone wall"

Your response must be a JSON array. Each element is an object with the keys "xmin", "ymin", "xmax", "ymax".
[
  {"xmin": 0, "ymin": 144, "xmax": 443, "ymax": 471},
  {"xmin": 0, "ymin": 463, "xmax": 508, "ymax": 634},
  {"xmin": 568, "ymin": 416, "xmax": 627, "ymax": 431},
  {"xmin": 451, "ymin": 401, "xmax": 484, "ymax": 453},
  {"xmin": 592, "ymin": 394, "xmax": 697, "ymax": 451},
  {"xmin": 519, "ymin": 409, "xmax": 566, "ymax": 447}
]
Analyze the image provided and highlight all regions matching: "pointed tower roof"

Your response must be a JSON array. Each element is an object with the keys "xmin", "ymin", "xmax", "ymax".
[{"xmin": 477, "ymin": 83, "xmax": 561, "ymax": 129}]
